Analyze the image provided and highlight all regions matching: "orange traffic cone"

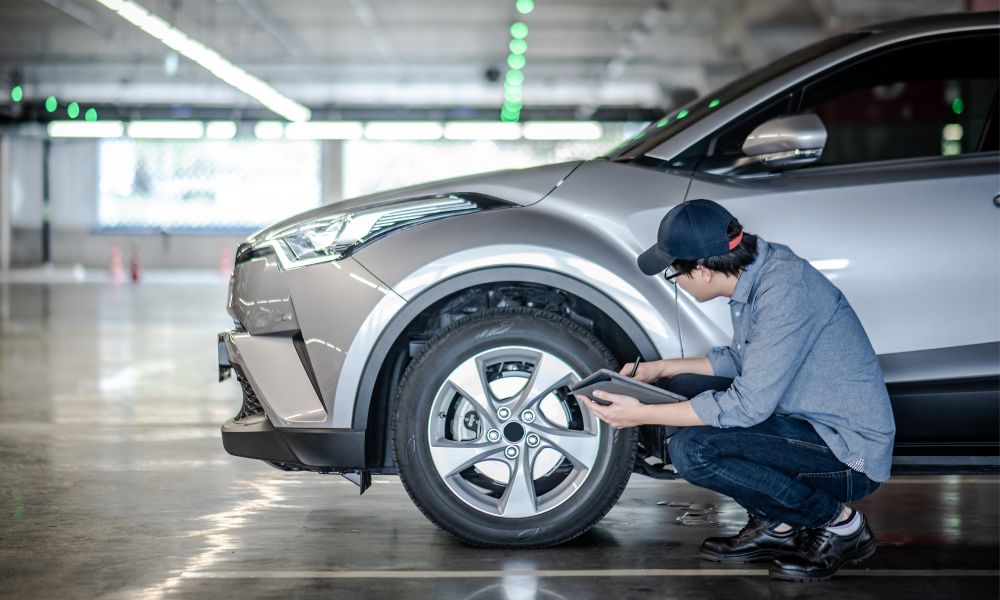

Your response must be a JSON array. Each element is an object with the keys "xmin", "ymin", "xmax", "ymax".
[
  {"xmin": 219, "ymin": 245, "xmax": 233, "ymax": 279},
  {"xmin": 109, "ymin": 243, "xmax": 125, "ymax": 283}
]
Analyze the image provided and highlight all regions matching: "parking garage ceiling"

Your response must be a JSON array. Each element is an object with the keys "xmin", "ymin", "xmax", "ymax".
[{"xmin": 0, "ymin": 0, "xmax": 969, "ymax": 122}]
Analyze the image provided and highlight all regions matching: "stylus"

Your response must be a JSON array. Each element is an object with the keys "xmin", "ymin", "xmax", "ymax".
[{"xmin": 628, "ymin": 356, "xmax": 640, "ymax": 378}]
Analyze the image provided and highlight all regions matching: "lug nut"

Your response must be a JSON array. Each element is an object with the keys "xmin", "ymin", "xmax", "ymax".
[
  {"xmin": 504, "ymin": 445, "xmax": 519, "ymax": 459},
  {"xmin": 486, "ymin": 429, "xmax": 501, "ymax": 443},
  {"xmin": 521, "ymin": 410, "xmax": 535, "ymax": 423},
  {"xmin": 526, "ymin": 433, "xmax": 540, "ymax": 448},
  {"xmin": 497, "ymin": 406, "xmax": 511, "ymax": 420}
]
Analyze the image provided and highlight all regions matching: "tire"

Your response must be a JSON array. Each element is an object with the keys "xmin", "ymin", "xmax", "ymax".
[{"xmin": 392, "ymin": 307, "xmax": 637, "ymax": 548}]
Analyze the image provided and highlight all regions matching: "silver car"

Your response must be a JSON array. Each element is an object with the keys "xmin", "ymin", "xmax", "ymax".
[{"xmin": 218, "ymin": 12, "xmax": 999, "ymax": 547}]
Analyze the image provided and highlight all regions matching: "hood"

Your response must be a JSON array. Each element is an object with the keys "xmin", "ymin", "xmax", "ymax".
[{"xmin": 247, "ymin": 160, "xmax": 584, "ymax": 244}]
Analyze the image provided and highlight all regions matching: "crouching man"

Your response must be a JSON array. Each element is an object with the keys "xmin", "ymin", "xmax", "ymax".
[{"xmin": 583, "ymin": 199, "xmax": 895, "ymax": 582}]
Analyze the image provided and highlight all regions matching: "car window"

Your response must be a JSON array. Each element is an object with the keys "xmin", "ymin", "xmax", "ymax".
[
  {"xmin": 605, "ymin": 32, "xmax": 869, "ymax": 160},
  {"xmin": 800, "ymin": 32, "xmax": 999, "ymax": 165}
]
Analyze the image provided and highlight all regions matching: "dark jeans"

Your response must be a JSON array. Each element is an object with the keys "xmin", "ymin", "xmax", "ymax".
[{"xmin": 662, "ymin": 374, "xmax": 881, "ymax": 529}]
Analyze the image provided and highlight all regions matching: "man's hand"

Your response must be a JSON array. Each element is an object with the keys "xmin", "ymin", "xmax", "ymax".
[
  {"xmin": 618, "ymin": 361, "xmax": 664, "ymax": 383},
  {"xmin": 581, "ymin": 390, "xmax": 650, "ymax": 428},
  {"xmin": 619, "ymin": 356, "xmax": 716, "ymax": 382},
  {"xmin": 580, "ymin": 392, "xmax": 707, "ymax": 428}
]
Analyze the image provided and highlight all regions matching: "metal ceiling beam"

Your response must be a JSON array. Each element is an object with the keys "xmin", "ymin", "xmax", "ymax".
[
  {"xmin": 348, "ymin": 0, "xmax": 395, "ymax": 61},
  {"xmin": 40, "ymin": 0, "xmax": 115, "ymax": 39},
  {"xmin": 231, "ymin": 0, "xmax": 306, "ymax": 57},
  {"xmin": 577, "ymin": 0, "xmax": 669, "ymax": 119}
]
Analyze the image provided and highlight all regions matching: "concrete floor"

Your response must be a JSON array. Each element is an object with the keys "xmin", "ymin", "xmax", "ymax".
[{"xmin": 0, "ymin": 276, "xmax": 997, "ymax": 599}]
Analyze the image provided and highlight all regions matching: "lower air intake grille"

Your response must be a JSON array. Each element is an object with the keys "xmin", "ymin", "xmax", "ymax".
[{"xmin": 233, "ymin": 366, "xmax": 264, "ymax": 422}]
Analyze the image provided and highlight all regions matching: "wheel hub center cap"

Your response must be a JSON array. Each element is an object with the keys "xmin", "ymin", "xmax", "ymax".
[{"xmin": 503, "ymin": 422, "xmax": 525, "ymax": 443}]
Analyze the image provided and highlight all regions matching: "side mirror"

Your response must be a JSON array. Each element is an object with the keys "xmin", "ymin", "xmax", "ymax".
[{"xmin": 738, "ymin": 114, "xmax": 828, "ymax": 172}]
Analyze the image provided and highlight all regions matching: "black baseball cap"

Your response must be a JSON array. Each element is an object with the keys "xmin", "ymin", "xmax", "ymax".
[{"xmin": 637, "ymin": 199, "xmax": 742, "ymax": 276}]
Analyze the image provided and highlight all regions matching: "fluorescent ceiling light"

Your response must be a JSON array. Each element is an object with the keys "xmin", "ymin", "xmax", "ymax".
[
  {"xmin": 47, "ymin": 121, "xmax": 124, "ymax": 138},
  {"xmin": 254, "ymin": 121, "xmax": 285, "ymax": 140},
  {"xmin": 205, "ymin": 121, "xmax": 237, "ymax": 140},
  {"xmin": 285, "ymin": 121, "xmax": 364, "ymax": 140},
  {"xmin": 365, "ymin": 122, "xmax": 443, "ymax": 141},
  {"xmin": 93, "ymin": 0, "xmax": 310, "ymax": 122},
  {"xmin": 127, "ymin": 120, "xmax": 204, "ymax": 139},
  {"xmin": 444, "ymin": 122, "xmax": 522, "ymax": 140},
  {"xmin": 522, "ymin": 121, "xmax": 603, "ymax": 140}
]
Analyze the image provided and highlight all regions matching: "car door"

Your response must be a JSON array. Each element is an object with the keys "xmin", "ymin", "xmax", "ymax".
[
  {"xmin": 684, "ymin": 31, "xmax": 999, "ymax": 382},
  {"xmin": 680, "ymin": 31, "xmax": 1000, "ymax": 450}
]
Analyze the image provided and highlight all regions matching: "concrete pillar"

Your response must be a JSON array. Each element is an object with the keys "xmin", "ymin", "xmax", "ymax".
[
  {"xmin": 321, "ymin": 140, "xmax": 344, "ymax": 205},
  {"xmin": 0, "ymin": 135, "xmax": 9, "ymax": 272}
]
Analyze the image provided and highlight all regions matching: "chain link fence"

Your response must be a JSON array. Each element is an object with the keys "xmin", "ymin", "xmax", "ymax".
[{"xmin": 98, "ymin": 138, "xmax": 321, "ymax": 231}]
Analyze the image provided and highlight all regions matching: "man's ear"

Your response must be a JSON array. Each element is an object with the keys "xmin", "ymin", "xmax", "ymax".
[{"xmin": 698, "ymin": 266, "xmax": 714, "ymax": 282}]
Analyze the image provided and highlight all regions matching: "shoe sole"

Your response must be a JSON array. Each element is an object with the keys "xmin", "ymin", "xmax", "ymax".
[
  {"xmin": 768, "ymin": 543, "xmax": 877, "ymax": 582},
  {"xmin": 699, "ymin": 549, "xmax": 796, "ymax": 564}
]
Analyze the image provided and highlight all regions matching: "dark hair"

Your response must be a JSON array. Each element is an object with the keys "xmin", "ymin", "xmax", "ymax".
[{"xmin": 672, "ymin": 219, "xmax": 758, "ymax": 277}]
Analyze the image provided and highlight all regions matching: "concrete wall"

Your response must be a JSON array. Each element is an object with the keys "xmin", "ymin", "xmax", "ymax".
[{"xmin": 1, "ymin": 133, "xmax": 342, "ymax": 269}]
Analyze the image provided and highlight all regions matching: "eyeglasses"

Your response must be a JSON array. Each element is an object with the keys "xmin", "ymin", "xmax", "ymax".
[{"xmin": 663, "ymin": 265, "xmax": 691, "ymax": 283}]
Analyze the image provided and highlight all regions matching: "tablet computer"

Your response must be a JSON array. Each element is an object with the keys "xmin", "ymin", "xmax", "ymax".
[{"xmin": 569, "ymin": 369, "xmax": 688, "ymax": 406}]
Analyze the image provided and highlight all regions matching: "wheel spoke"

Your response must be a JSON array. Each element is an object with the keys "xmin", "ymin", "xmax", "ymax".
[
  {"xmin": 498, "ymin": 451, "xmax": 537, "ymax": 518},
  {"xmin": 511, "ymin": 352, "xmax": 575, "ymax": 414},
  {"xmin": 445, "ymin": 356, "xmax": 498, "ymax": 427},
  {"xmin": 430, "ymin": 440, "xmax": 504, "ymax": 478},
  {"xmin": 532, "ymin": 423, "xmax": 600, "ymax": 469}
]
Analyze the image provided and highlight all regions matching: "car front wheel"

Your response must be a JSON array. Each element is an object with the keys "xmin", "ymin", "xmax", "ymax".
[{"xmin": 392, "ymin": 307, "xmax": 637, "ymax": 547}]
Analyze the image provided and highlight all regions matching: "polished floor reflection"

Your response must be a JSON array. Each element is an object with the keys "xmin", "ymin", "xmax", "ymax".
[{"xmin": 0, "ymin": 277, "xmax": 997, "ymax": 599}]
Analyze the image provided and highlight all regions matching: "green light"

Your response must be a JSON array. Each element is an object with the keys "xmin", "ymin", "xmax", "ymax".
[
  {"xmin": 632, "ymin": 130, "xmax": 646, "ymax": 140},
  {"xmin": 67, "ymin": 102, "xmax": 80, "ymax": 119},
  {"xmin": 676, "ymin": 109, "xmax": 689, "ymax": 119},
  {"xmin": 507, "ymin": 54, "xmax": 526, "ymax": 69},
  {"xmin": 656, "ymin": 117, "xmax": 669, "ymax": 127},
  {"xmin": 500, "ymin": 112, "xmax": 520, "ymax": 123},
  {"xmin": 515, "ymin": 0, "xmax": 534, "ymax": 15},
  {"xmin": 708, "ymin": 98, "xmax": 720, "ymax": 108},
  {"xmin": 509, "ymin": 38, "xmax": 527, "ymax": 55},
  {"xmin": 952, "ymin": 97, "xmax": 964, "ymax": 115},
  {"xmin": 84, "ymin": 108, "xmax": 97, "ymax": 121},
  {"xmin": 504, "ymin": 88, "xmax": 523, "ymax": 103},
  {"xmin": 45, "ymin": 96, "xmax": 57, "ymax": 112},
  {"xmin": 11, "ymin": 85, "xmax": 23, "ymax": 102},
  {"xmin": 510, "ymin": 22, "xmax": 529, "ymax": 39},
  {"xmin": 505, "ymin": 70, "xmax": 525, "ymax": 85}
]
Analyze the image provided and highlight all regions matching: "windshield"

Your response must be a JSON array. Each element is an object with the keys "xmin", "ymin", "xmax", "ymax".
[{"xmin": 604, "ymin": 32, "xmax": 870, "ymax": 160}]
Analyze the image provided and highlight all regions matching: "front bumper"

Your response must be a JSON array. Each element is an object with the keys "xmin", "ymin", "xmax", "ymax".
[
  {"xmin": 219, "ymin": 337, "xmax": 367, "ymax": 470},
  {"xmin": 217, "ymin": 246, "xmax": 404, "ymax": 477},
  {"xmin": 223, "ymin": 250, "xmax": 403, "ymax": 429},
  {"xmin": 221, "ymin": 414, "xmax": 367, "ymax": 470}
]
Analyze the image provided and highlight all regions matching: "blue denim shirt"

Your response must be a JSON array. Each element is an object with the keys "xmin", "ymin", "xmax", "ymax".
[{"xmin": 689, "ymin": 239, "xmax": 896, "ymax": 482}]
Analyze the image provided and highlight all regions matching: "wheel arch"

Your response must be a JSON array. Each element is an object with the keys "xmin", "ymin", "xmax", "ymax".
[{"xmin": 355, "ymin": 266, "xmax": 659, "ymax": 470}]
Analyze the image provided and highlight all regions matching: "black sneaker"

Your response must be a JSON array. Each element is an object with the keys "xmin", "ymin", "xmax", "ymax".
[
  {"xmin": 769, "ymin": 511, "xmax": 877, "ymax": 582},
  {"xmin": 700, "ymin": 515, "xmax": 800, "ymax": 563}
]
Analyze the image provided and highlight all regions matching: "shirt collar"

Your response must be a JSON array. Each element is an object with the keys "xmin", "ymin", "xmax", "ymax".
[{"xmin": 729, "ymin": 238, "xmax": 770, "ymax": 305}]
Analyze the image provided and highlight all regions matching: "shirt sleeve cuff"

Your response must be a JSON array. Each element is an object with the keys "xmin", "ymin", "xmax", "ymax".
[
  {"xmin": 689, "ymin": 391, "xmax": 722, "ymax": 428},
  {"xmin": 706, "ymin": 346, "xmax": 740, "ymax": 378}
]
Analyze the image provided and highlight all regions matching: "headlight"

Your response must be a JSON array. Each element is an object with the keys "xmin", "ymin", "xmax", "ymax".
[{"xmin": 259, "ymin": 194, "xmax": 508, "ymax": 269}]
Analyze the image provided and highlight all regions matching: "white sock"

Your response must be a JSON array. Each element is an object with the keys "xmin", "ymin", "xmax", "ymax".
[
  {"xmin": 770, "ymin": 522, "xmax": 794, "ymax": 534},
  {"xmin": 825, "ymin": 509, "xmax": 862, "ymax": 536}
]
